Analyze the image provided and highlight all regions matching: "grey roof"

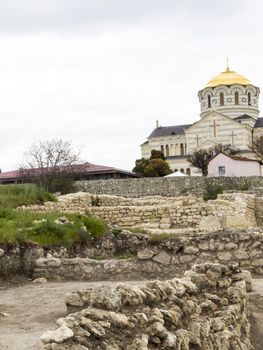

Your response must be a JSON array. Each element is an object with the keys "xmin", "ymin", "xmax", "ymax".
[
  {"xmin": 148, "ymin": 124, "xmax": 192, "ymax": 138},
  {"xmin": 254, "ymin": 118, "xmax": 263, "ymax": 128},
  {"xmin": 234, "ymin": 114, "xmax": 253, "ymax": 120}
]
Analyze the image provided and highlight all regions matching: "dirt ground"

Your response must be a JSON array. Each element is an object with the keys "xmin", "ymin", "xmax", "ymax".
[
  {"xmin": 0, "ymin": 279, "xmax": 262, "ymax": 350},
  {"xmin": 0, "ymin": 279, "xmax": 143, "ymax": 350}
]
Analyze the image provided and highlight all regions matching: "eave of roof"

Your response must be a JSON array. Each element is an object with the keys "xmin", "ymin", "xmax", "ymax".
[{"xmin": 0, "ymin": 163, "xmax": 139, "ymax": 180}]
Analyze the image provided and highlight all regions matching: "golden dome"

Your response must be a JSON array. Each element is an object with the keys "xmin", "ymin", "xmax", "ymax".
[{"xmin": 206, "ymin": 67, "xmax": 251, "ymax": 88}]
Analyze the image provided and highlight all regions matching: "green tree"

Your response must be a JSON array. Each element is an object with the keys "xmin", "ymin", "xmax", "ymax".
[
  {"xmin": 132, "ymin": 158, "xmax": 150, "ymax": 176},
  {"xmin": 145, "ymin": 159, "xmax": 172, "ymax": 177},
  {"xmin": 150, "ymin": 150, "xmax": 165, "ymax": 160},
  {"xmin": 133, "ymin": 150, "xmax": 172, "ymax": 177},
  {"xmin": 188, "ymin": 144, "xmax": 237, "ymax": 176}
]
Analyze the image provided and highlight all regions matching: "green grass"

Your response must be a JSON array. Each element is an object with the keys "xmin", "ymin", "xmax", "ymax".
[
  {"xmin": 0, "ymin": 184, "xmax": 107, "ymax": 246},
  {"xmin": 0, "ymin": 184, "xmax": 56, "ymax": 209},
  {"xmin": 0, "ymin": 211, "xmax": 107, "ymax": 246}
]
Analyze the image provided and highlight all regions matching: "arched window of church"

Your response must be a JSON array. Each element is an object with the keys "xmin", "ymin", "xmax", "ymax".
[
  {"xmin": 180, "ymin": 143, "xmax": 184, "ymax": 155},
  {"xmin": 165, "ymin": 145, "xmax": 169, "ymax": 156},
  {"xmin": 220, "ymin": 92, "xmax": 224, "ymax": 106},
  {"xmin": 180, "ymin": 169, "xmax": 185, "ymax": 174},
  {"xmin": 248, "ymin": 92, "xmax": 251, "ymax": 105},
  {"xmin": 160, "ymin": 145, "xmax": 164, "ymax": 154},
  {"xmin": 186, "ymin": 168, "xmax": 191, "ymax": 176},
  {"xmin": 234, "ymin": 91, "xmax": 239, "ymax": 105},
  {"xmin": 208, "ymin": 95, "xmax": 211, "ymax": 108},
  {"xmin": 174, "ymin": 169, "xmax": 178, "ymax": 172}
]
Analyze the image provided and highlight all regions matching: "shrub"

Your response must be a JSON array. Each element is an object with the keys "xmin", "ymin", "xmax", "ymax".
[
  {"xmin": 203, "ymin": 183, "xmax": 224, "ymax": 201},
  {"xmin": 79, "ymin": 216, "xmax": 107, "ymax": 238}
]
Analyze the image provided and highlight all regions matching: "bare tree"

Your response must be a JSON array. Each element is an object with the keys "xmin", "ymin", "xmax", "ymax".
[
  {"xmin": 20, "ymin": 139, "xmax": 81, "ymax": 192},
  {"xmin": 253, "ymin": 136, "xmax": 263, "ymax": 162}
]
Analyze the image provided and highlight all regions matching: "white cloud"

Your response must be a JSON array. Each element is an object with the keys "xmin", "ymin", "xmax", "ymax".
[{"xmin": 0, "ymin": 0, "xmax": 262, "ymax": 171}]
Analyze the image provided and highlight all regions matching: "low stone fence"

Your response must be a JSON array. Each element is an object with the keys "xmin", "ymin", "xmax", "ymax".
[
  {"xmin": 33, "ymin": 228, "xmax": 263, "ymax": 281},
  {"xmin": 76, "ymin": 176, "xmax": 263, "ymax": 197},
  {"xmin": 40, "ymin": 263, "xmax": 253, "ymax": 350}
]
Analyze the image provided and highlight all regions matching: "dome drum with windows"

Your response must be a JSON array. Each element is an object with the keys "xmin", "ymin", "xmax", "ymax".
[{"xmin": 198, "ymin": 65, "xmax": 260, "ymax": 119}]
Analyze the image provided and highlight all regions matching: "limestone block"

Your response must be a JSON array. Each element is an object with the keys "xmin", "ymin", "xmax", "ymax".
[
  {"xmin": 41, "ymin": 324, "xmax": 74, "ymax": 344},
  {"xmin": 231, "ymin": 270, "xmax": 253, "ymax": 292},
  {"xmin": 152, "ymin": 252, "xmax": 171, "ymax": 266},
  {"xmin": 217, "ymin": 252, "xmax": 232, "ymax": 261},
  {"xmin": 225, "ymin": 243, "xmax": 238, "ymax": 250},
  {"xmin": 36, "ymin": 257, "xmax": 61, "ymax": 267},
  {"xmin": 184, "ymin": 246, "xmax": 199, "ymax": 255},
  {"xmin": 234, "ymin": 250, "xmax": 250, "ymax": 260},
  {"xmin": 222, "ymin": 215, "xmax": 255, "ymax": 229},
  {"xmin": 252, "ymin": 259, "xmax": 263, "ymax": 267},
  {"xmin": 137, "ymin": 250, "xmax": 155, "ymax": 260},
  {"xmin": 179, "ymin": 255, "xmax": 196, "ymax": 264},
  {"xmin": 65, "ymin": 292, "xmax": 84, "ymax": 307},
  {"xmin": 33, "ymin": 277, "xmax": 47, "ymax": 283},
  {"xmin": 199, "ymin": 216, "xmax": 222, "ymax": 231}
]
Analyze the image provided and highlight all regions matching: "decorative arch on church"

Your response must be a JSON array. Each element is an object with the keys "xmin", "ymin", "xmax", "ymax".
[
  {"xmin": 180, "ymin": 168, "xmax": 185, "ymax": 173},
  {"xmin": 186, "ymin": 168, "xmax": 191, "ymax": 176},
  {"xmin": 165, "ymin": 145, "xmax": 169, "ymax": 156},
  {"xmin": 160, "ymin": 145, "xmax": 164, "ymax": 154}
]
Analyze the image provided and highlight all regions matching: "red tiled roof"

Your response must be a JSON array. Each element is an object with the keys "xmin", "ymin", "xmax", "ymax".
[{"xmin": 0, "ymin": 163, "xmax": 138, "ymax": 180}]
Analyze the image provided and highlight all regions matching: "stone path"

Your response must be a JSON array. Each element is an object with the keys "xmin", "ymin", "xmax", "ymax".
[{"xmin": 0, "ymin": 280, "xmax": 142, "ymax": 350}]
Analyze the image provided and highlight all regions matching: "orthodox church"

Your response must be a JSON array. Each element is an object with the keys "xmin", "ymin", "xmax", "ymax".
[{"xmin": 140, "ymin": 64, "xmax": 263, "ymax": 175}]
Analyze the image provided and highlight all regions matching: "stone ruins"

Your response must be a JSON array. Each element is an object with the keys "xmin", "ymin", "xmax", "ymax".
[
  {"xmin": 2, "ymin": 187, "xmax": 263, "ymax": 349},
  {"xmin": 41, "ymin": 263, "xmax": 252, "ymax": 350}
]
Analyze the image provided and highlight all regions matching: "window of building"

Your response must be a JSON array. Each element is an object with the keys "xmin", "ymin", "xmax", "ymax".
[
  {"xmin": 180, "ymin": 169, "xmax": 185, "ymax": 173},
  {"xmin": 208, "ymin": 95, "xmax": 211, "ymax": 108},
  {"xmin": 234, "ymin": 91, "xmax": 239, "ymax": 105},
  {"xmin": 218, "ymin": 166, "xmax": 226, "ymax": 176},
  {"xmin": 220, "ymin": 92, "xmax": 224, "ymax": 106},
  {"xmin": 174, "ymin": 169, "xmax": 178, "ymax": 172},
  {"xmin": 248, "ymin": 92, "xmax": 251, "ymax": 105},
  {"xmin": 186, "ymin": 168, "xmax": 191, "ymax": 176},
  {"xmin": 165, "ymin": 145, "xmax": 169, "ymax": 156},
  {"xmin": 160, "ymin": 145, "xmax": 164, "ymax": 154},
  {"xmin": 180, "ymin": 143, "xmax": 184, "ymax": 155}
]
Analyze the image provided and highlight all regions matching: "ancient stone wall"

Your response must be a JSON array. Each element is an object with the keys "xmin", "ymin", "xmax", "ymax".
[
  {"xmin": 33, "ymin": 228, "xmax": 263, "ymax": 281},
  {"xmin": 255, "ymin": 197, "xmax": 263, "ymax": 226},
  {"xmin": 41, "ymin": 263, "xmax": 253, "ymax": 350},
  {"xmin": 76, "ymin": 176, "xmax": 263, "ymax": 197},
  {"xmin": 21, "ymin": 192, "xmax": 258, "ymax": 230}
]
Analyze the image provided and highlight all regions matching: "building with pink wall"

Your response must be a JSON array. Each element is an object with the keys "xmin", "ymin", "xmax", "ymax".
[{"xmin": 208, "ymin": 152, "xmax": 262, "ymax": 177}]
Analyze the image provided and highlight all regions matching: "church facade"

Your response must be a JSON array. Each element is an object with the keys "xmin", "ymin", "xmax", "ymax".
[{"xmin": 140, "ymin": 65, "xmax": 263, "ymax": 175}]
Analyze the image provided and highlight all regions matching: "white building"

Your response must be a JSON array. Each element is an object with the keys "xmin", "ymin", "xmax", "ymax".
[
  {"xmin": 140, "ymin": 64, "xmax": 263, "ymax": 175},
  {"xmin": 207, "ymin": 152, "xmax": 262, "ymax": 177}
]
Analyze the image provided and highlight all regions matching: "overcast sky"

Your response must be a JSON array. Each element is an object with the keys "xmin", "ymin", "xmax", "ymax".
[{"xmin": 0, "ymin": 0, "xmax": 263, "ymax": 171}]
